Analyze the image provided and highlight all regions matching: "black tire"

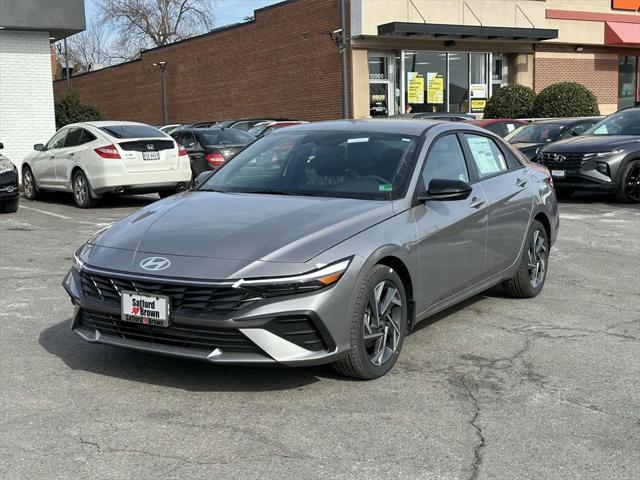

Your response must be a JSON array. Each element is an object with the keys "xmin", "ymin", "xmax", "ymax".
[
  {"xmin": 503, "ymin": 220, "xmax": 549, "ymax": 298},
  {"xmin": 615, "ymin": 160, "xmax": 640, "ymax": 203},
  {"xmin": 333, "ymin": 264, "xmax": 408, "ymax": 379},
  {"xmin": 158, "ymin": 189, "xmax": 177, "ymax": 199},
  {"xmin": 72, "ymin": 170, "xmax": 98, "ymax": 208},
  {"xmin": 22, "ymin": 166, "xmax": 38, "ymax": 200},
  {"xmin": 0, "ymin": 198, "xmax": 19, "ymax": 213}
]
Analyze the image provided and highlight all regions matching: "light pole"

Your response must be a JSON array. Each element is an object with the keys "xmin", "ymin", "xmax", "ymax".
[{"xmin": 153, "ymin": 61, "xmax": 168, "ymax": 124}]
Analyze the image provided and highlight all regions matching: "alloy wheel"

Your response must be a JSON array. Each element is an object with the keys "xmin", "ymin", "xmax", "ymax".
[
  {"xmin": 24, "ymin": 170, "xmax": 34, "ymax": 198},
  {"xmin": 527, "ymin": 230, "xmax": 547, "ymax": 289},
  {"xmin": 624, "ymin": 163, "xmax": 640, "ymax": 202},
  {"xmin": 74, "ymin": 174, "xmax": 88, "ymax": 205},
  {"xmin": 363, "ymin": 280, "xmax": 403, "ymax": 367}
]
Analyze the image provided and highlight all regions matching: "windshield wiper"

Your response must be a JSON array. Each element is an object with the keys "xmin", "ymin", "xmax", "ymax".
[{"xmin": 240, "ymin": 189, "xmax": 321, "ymax": 197}]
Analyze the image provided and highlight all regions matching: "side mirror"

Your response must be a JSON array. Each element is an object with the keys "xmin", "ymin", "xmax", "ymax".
[
  {"xmin": 0, "ymin": 142, "xmax": 4, "ymax": 149},
  {"xmin": 34, "ymin": 143, "xmax": 45, "ymax": 151},
  {"xmin": 569, "ymin": 128, "xmax": 579, "ymax": 137},
  {"xmin": 419, "ymin": 178, "xmax": 473, "ymax": 201},
  {"xmin": 193, "ymin": 170, "xmax": 215, "ymax": 189}
]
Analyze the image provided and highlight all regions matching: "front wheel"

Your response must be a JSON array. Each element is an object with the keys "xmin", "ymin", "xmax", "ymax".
[
  {"xmin": 615, "ymin": 160, "xmax": 640, "ymax": 203},
  {"xmin": 0, "ymin": 198, "xmax": 19, "ymax": 213},
  {"xmin": 333, "ymin": 264, "xmax": 408, "ymax": 379},
  {"xmin": 22, "ymin": 166, "xmax": 38, "ymax": 200},
  {"xmin": 503, "ymin": 220, "xmax": 549, "ymax": 298},
  {"xmin": 72, "ymin": 170, "xmax": 97, "ymax": 208}
]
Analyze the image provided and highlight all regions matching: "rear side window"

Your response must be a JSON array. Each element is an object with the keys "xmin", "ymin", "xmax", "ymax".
[
  {"xmin": 99, "ymin": 124, "xmax": 166, "ymax": 139},
  {"xmin": 463, "ymin": 134, "xmax": 508, "ymax": 179},
  {"xmin": 65, "ymin": 128, "xmax": 97, "ymax": 147},
  {"xmin": 484, "ymin": 122, "xmax": 504, "ymax": 136},
  {"xmin": 422, "ymin": 134, "xmax": 470, "ymax": 188},
  {"xmin": 199, "ymin": 129, "xmax": 255, "ymax": 146}
]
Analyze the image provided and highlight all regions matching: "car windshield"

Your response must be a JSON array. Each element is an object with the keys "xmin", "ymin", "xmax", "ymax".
[
  {"xmin": 505, "ymin": 123, "xmax": 565, "ymax": 143},
  {"xmin": 99, "ymin": 124, "xmax": 166, "ymax": 139},
  {"xmin": 200, "ymin": 130, "xmax": 421, "ymax": 201},
  {"xmin": 586, "ymin": 110, "xmax": 640, "ymax": 136},
  {"xmin": 199, "ymin": 129, "xmax": 255, "ymax": 146}
]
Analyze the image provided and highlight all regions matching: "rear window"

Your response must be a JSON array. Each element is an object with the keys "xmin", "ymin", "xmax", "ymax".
[
  {"xmin": 198, "ymin": 129, "xmax": 255, "ymax": 146},
  {"xmin": 99, "ymin": 124, "xmax": 166, "ymax": 139}
]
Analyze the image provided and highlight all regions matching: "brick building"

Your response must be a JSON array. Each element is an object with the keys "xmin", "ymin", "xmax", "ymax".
[{"xmin": 54, "ymin": 0, "xmax": 640, "ymax": 125}]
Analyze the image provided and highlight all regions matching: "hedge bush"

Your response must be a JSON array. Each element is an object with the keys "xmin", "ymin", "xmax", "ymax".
[
  {"xmin": 483, "ymin": 84, "xmax": 536, "ymax": 119},
  {"xmin": 532, "ymin": 82, "xmax": 599, "ymax": 118},
  {"xmin": 55, "ymin": 90, "xmax": 104, "ymax": 129}
]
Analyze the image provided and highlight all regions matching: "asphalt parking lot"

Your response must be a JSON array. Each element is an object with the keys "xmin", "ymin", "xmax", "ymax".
[{"xmin": 1, "ymin": 191, "xmax": 638, "ymax": 480}]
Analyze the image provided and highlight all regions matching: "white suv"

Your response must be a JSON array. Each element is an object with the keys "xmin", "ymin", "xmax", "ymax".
[{"xmin": 21, "ymin": 121, "xmax": 192, "ymax": 208}]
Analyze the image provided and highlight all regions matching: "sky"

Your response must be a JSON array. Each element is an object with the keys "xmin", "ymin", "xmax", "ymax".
[{"xmin": 85, "ymin": 0, "xmax": 284, "ymax": 28}]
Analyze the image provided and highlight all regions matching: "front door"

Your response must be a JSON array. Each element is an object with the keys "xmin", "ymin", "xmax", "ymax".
[
  {"xmin": 368, "ymin": 53, "xmax": 396, "ymax": 117},
  {"xmin": 414, "ymin": 133, "xmax": 488, "ymax": 313},
  {"xmin": 33, "ymin": 129, "xmax": 68, "ymax": 187}
]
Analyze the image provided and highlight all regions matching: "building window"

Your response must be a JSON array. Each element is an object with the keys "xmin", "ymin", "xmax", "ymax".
[
  {"xmin": 402, "ymin": 52, "xmax": 492, "ymax": 114},
  {"xmin": 618, "ymin": 56, "xmax": 639, "ymax": 110},
  {"xmin": 368, "ymin": 53, "xmax": 399, "ymax": 117}
]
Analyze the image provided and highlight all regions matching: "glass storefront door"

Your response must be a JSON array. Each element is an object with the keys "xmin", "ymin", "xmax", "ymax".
[
  {"xmin": 368, "ymin": 53, "xmax": 397, "ymax": 117},
  {"xmin": 401, "ymin": 51, "xmax": 491, "ymax": 114},
  {"xmin": 618, "ymin": 56, "xmax": 639, "ymax": 110}
]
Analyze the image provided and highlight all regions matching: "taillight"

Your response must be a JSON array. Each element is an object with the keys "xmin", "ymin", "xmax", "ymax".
[
  {"xmin": 94, "ymin": 144, "xmax": 121, "ymax": 159},
  {"xmin": 178, "ymin": 145, "xmax": 188, "ymax": 157},
  {"xmin": 205, "ymin": 152, "xmax": 225, "ymax": 167}
]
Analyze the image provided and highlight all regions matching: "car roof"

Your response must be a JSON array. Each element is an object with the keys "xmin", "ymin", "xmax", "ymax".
[
  {"xmin": 81, "ymin": 121, "xmax": 152, "ymax": 127},
  {"xmin": 269, "ymin": 119, "xmax": 451, "ymax": 136},
  {"xmin": 532, "ymin": 117, "xmax": 601, "ymax": 125}
]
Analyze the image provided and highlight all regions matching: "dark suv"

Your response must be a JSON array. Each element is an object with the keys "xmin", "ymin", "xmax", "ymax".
[
  {"xmin": 0, "ymin": 142, "xmax": 19, "ymax": 213},
  {"xmin": 539, "ymin": 108, "xmax": 640, "ymax": 202}
]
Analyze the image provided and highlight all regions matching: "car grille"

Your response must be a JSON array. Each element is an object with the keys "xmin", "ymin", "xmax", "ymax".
[
  {"xmin": 80, "ymin": 271, "xmax": 261, "ymax": 319},
  {"xmin": 540, "ymin": 152, "xmax": 587, "ymax": 170},
  {"xmin": 79, "ymin": 309, "xmax": 263, "ymax": 353}
]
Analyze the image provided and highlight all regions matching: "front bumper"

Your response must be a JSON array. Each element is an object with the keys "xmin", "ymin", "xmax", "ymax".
[
  {"xmin": 63, "ymin": 263, "xmax": 358, "ymax": 366},
  {"xmin": 0, "ymin": 170, "xmax": 19, "ymax": 199}
]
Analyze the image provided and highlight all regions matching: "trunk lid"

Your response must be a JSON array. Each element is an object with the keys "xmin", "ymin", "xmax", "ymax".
[{"xmin": 116, "ymin": 138, "xmax": 180, "ymax": 172}]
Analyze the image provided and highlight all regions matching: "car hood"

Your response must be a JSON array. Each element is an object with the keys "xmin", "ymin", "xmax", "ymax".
[
  {"xmin": 542, "ymin": 135, "xmax": 640, "ymax": 153},
  {"xmin": 94, "ymin": 191, "xmax": 395, "ymax": 263},
  {"xmin": 512, "ymin": 142, "xmax": 543, "ymax": 150}
]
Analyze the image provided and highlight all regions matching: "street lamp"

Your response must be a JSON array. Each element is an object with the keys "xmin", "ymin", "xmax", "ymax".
[{"xmin": 153, "ymin": 61, "xmax": 168, "ymax": 124}]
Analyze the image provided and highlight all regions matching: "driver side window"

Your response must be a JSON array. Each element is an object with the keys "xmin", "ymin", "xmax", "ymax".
[
  {"xmin": 46, "ymin": 129, "xmax": 68, "ymax": 150},
  {"xmin": 422, "ymin": 134, "xmax": 470, "ymax": 189}
]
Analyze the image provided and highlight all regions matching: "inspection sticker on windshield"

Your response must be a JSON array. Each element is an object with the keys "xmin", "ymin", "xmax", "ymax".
[
  {"xmin": 379, "ymin": 184, "xmax": 393, "ymax": 192},
  {"xmin": 121, "ymin": 291, "xmax": 170, "ymax": 327}
]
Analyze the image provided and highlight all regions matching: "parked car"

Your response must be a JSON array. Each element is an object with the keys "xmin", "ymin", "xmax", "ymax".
[
  {"xmin": 505, "ymin": 117, "xmax": 601, "ymax": 160},
  {"xmin": 216, "ymin": 117, "xmax": 298, "ymax": 131},
  {"xmin": 0, "ymin": 142, "xmax": 19, "ymax": 213},
  {"xmin": 171, "ymin": 126, "xmax": 255, "ymax": 176},
  {"xmin": 464, "ymin": 118, "xmax": 528, "ymax": 138},
  {"xmin": 392, "ymin": 112, "xmax": 475, "ymax": 122},
  {"xmin": 22, "ymin": 122, "xmax": 192, "ymax": 208},
  {"xmin": 539, "ymin": 107, "xmax": 640, "ymax": 202},
  {"xmin": 64, "ymin": 120, "xmax": 558, "ymax": 379},
  {"xmin": 247, "ymin": 120, "xmax": 308, "ymax": 138}
]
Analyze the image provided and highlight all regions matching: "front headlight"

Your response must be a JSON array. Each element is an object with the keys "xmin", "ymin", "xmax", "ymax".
[
  {"xmin": 584, "ymin": 149, "xmax": 624, "ymax": 159},
  {"xmin": 72, "ymin": 224, "xmax": 112, "ymax": 271},
  {"xmin": 232, "ymin": 258, "xmax": 351, "ymax": 297},
  {"xmin": 0, "ymin": 160, "xmax": 15, "ymax": 174}
]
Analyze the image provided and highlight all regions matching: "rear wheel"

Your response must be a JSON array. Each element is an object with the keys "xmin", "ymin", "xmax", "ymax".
[
  {"xmin": 333, "ymin": 264, "xmax": 408, "ymax": 379},
  {"xmin": 615, "ymin": 160, "xmax": 640, "ymax": 203},
  {"xmin": 72, "ymin": 170, "xmax": 97, "ymax": 208},
  {"xmin": 0, "ymin": 198, "xmax": 19, "ymax": 213},
  {"xmin": 503, "ymin": 220, "xmax": 549, "ymax": 298},
  {"xmin": 22, "ymin": 166, "xmax": 38, "ymax": 200}
]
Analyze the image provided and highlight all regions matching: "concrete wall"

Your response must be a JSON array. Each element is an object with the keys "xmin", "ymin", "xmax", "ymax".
[
  {"xmin": 0, "ymin": 31, "xmax": 56, "ymax": 170},
  {"xmin": 351, "ymin": 0, "xmax": 547, "ymax": 36}
]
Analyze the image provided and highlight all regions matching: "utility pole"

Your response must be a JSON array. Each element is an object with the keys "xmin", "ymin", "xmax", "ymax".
[
  {"xmin": 153, "ymin": 61, "xmax": 169, "ymax": 124},
  {"xmin": 340, "ymin": 0, "xmax": 349, "ymax": 119},
  {"xmin": 63, "ymin": 38, "xmax": 71, "ymax": 90}
]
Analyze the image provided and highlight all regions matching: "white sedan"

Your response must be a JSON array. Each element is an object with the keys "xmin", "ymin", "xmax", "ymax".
[{"xmin": 21, "ymin": 121, "xmax": 192, "ymax": 208}]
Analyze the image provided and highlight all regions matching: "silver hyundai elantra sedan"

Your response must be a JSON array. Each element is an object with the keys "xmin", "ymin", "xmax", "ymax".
[{"xmin": 63, "ymin": 120, "xmax": 559, "ymax": 379}]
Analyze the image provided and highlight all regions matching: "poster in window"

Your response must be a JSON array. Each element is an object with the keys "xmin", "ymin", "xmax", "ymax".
[
  {"xmin": 427, "ymin": 73, "xmax": 444, "ymax": 104},
  {"xmin": 470, "ymin": 84, "xmax": 487, "ymax": 98},
  {"xmin": 471, "ymin": 98, "xmax": 487, "ymax": 113},
  {"xmin": 407, "ymin": 72, "xmax": 425, "ymax": 104}
]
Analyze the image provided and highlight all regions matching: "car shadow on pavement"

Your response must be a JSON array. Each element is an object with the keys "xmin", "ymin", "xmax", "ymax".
[
  {"xmin": 25, "ymin": 192, "xmax": 158, "ymax": 209},
  {"xmin": 558, "ymin": 192, "xmax": 639, "ymax": 208},
  {"xmin": 39, "ymin": 319, "xmax": 334, "ymax": 392}
]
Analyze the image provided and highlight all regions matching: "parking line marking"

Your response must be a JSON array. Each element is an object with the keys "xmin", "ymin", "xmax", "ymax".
[{"xmin": 19, "ymin": 205, "xmax": 72, "ymax": 220}]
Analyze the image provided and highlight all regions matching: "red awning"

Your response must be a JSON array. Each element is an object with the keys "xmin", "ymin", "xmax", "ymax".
[{"xmin": 605, "ymin": 21, "xmax": 640, "ymax": 45}]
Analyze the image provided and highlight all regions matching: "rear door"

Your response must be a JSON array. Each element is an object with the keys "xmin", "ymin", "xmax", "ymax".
[
  {"xmin": 55, "ymin": 128, "xmax": 98, "ymax": 187},
  {"xmin": 461, "ymin": 133, "xmax": 532, "ymax": 276}
]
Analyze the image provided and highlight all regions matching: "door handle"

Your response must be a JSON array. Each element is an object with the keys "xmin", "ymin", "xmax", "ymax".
[
  {"xmin": 469, "ymin": 197, "xmax": 485, "ymax": 209},
  {"xmin": 516, "ymin": 177, "xmax": 527, "ymax": 188},
  {"xmin": 69, "ymin": 152, "xmax": 74, "ymax": 157}
]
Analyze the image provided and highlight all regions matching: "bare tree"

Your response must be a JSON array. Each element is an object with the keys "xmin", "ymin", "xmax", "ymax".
[
  {"xmin": 61, "ymin": 22, "xmax": 118, "ymax": 74},
  {"xmin": 97, "ymin": 0, "xmax": 216, "ymax": 60}
]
